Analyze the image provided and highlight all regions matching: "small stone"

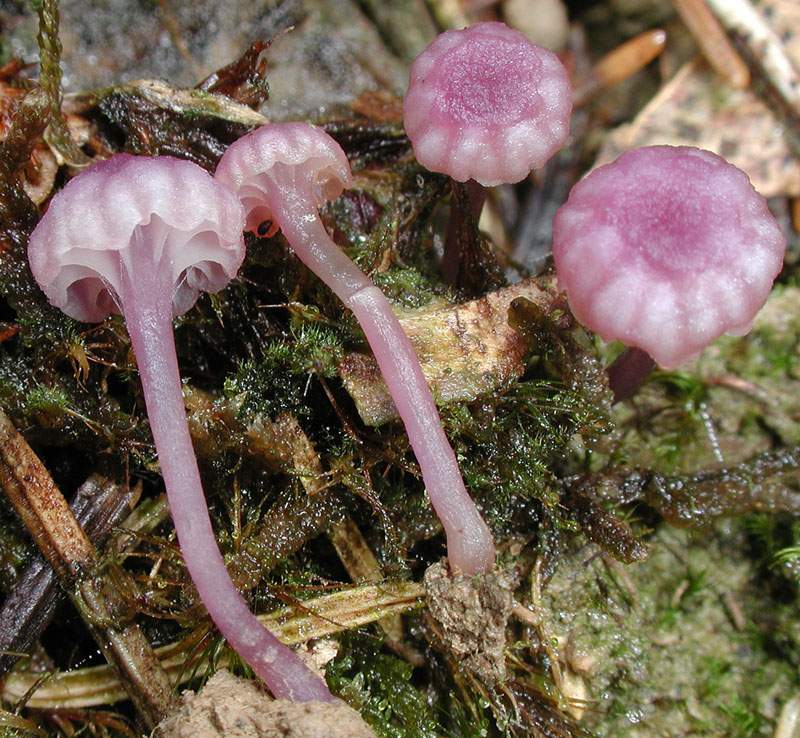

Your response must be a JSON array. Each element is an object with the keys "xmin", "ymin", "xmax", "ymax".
[
  {"xmin": 424, "ymin": 561, "xmax": 513, "ymax": 683},
  {"xmin": 155, "ymin": 670, "xmax": 377, "ymax": 738}
]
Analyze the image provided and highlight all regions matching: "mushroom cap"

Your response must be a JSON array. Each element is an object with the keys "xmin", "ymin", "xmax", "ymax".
[
  {"xmin": 552, "ymin": 146, "xmax": 786, "ymax": 369},
  {"xmin": 403, "ymin": 21, "xmax": 572, "ymax": 186},
  {"xmin": 214, "ymin": 123, "xmax": 353, "ymax": 233},
  {"xmin": 28, "ymin": 154, "xmax": 246, "ymax": 322}
]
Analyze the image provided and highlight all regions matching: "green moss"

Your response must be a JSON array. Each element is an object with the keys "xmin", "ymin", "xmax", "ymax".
[
  {"xmin": 224, "ymin": 323, "xmax": 344, "ymax": 420},
  {"xmin": 543, "ymin": 525, "xmax": 797, "ymax": 737},
  {"xmin": 326, "ymin": 634, "xmax": 443, "ymax": 738}
]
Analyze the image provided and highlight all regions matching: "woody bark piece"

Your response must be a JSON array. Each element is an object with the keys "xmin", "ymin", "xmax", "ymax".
[
  {"xmin": 0, "ymin": 475, "xmax": 135, "ymax": 678},
  {"xmin": 671, "ymin": 0, "xmax": 750, "ymax": 88},
  {"xmin": 338, "ymin": 278, "xmax": 554, "ymax": 427},
  {"xmin": 0, "ymin": 408, "xmax": 173, "ymax": 728},
  {"xmin": 0, "ymin": 408, "xmax": 95, "ymax": 575}
]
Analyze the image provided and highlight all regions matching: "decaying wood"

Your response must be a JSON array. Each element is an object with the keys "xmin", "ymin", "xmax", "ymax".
[
  {"xmin": 0, "ymin": 475, "xmax": 136, "ymax": 678},
  {"xmin": 0, "ymin": 409, "xmax": 173, "ymax": 728},
  {"xmin": 339, "ymin": 278, "xmax": 556, "ymax": 426}
]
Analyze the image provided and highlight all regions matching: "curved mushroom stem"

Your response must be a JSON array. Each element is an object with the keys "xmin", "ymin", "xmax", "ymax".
[
  {"xmin": 607, "ymin": 346, "xmax": 657, "ymax": 403},
  {"xmin": 117, "ymin": 230, "xmax": 335, "ymax": 702},
  {"xmin": 269, "ymin": 171, "xmax": 496, "ymax": 575}
]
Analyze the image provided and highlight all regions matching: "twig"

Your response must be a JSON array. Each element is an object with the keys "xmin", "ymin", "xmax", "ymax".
[
  {"xmin": 705, "ymin": 0, "xmax": 800, "ymax": 116},
  {"xmin": 573, "ymin": 29, "xmax": 668, "ymax": 106},
  {"xmin": 0, "ymin": 409, "xmax": 172, "ymax": 728},
  {"xmin": 591, "ymin": 446, "xmax": 800, "ymax": 527},
  {"xmin": 671, "ymin": 0, "xmax": 750, "ymax": 89},
  {"xmin": 2, "ymin": 581, "xmax": 424, "ymax": 709}
]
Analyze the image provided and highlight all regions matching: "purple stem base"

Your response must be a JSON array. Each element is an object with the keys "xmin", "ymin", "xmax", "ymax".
[
  {"xmin": 608, "ymin": 347, "xmax": 657, "ymax": 403},
  {"xmin": 442, "ymin": 178, "xmax": 487, "ymax": 286}
]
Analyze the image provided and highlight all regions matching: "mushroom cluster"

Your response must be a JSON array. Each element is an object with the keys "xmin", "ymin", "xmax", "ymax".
[{"xmin": 24, "ymin": 18, "xmax": 787, "ymax": 711}]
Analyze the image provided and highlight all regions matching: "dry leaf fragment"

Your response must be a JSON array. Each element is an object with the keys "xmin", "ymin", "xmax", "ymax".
[
  {"xmin": 599, "ymin": 60, "xmax": 800, "ymax": 197},
  {"xmin": 338, "ymin": 278, "xmax": 556, "ymax": 427}
]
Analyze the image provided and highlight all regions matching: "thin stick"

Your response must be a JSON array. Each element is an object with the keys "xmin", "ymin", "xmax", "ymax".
[
  {"xmin": 671, "ymin": 0, "xmax": 750, "ymax": 89},
  {"xmin": 2, "ymin": 581, "xmax": 424, "ymax": 709},
  {"xmin": 573, "ymin": 29, "xmax": 668, "ymax": 105}
]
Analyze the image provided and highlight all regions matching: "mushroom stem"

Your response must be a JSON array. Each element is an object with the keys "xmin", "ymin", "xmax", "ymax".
[
  {"xmin": 270, "ymin": 176, "xmax": 495, "ymax": 575},
  {"xmin": 607, "ymin": 347, "xmax": 657, "ymax": 403},
  {"xmin": 442, "ymin": 179, "xmax": 487, "ymax": 287},
  {"xmin": 118, "ymin": 233, "xmax": 334, "ymax": 703}
]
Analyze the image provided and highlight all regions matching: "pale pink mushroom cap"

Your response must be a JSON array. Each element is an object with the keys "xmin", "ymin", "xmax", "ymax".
[
  {"xmin": 215, "ymin": 122, "xmax": 352, "ymax": 235},
  {"xmin": 28, "ymin": 154, "xmax": 246, "ymax": 322},
  {"xmin": 403, "ymin": 21, "xmax": 572, "ymax": 186},
  {"xmin": 553, "ymin": 146, "xmax": 786, "ymax": 369}
]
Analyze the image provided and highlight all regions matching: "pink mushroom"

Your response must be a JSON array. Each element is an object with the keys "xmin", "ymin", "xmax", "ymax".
[
  {"xmin": 215, "ymin": 123, "xmax": 495, "ymax": 576},
  {"xmin": 552, "ymin": 145, "xmax": 786, "ymax": 399},
  {"xmin": 403, "ymin": 21, "xmax": 572, "ymax": 283},
  {"xmin": 403, "ymin": 21, "xmax": 572, "ymax": 186},
  {"xmin": 27, "ymin": 154, "xmax": 335, "ymax": 702}
]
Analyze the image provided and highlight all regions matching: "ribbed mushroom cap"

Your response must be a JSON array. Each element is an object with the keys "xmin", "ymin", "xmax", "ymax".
[
  {"xmin": 403, "ymin": 21, "xmax": 572, "ymax": 186},
  {"xmin": 214, "ymin": 122, "xmax": 352, "ymax": 234},
  {"xmin": 553, "ymin": 146, "xmax": 786, "ymax": 368},
  {"xmin": 28, "ymin": 154, "xmax": 246, "ymax": 322}
]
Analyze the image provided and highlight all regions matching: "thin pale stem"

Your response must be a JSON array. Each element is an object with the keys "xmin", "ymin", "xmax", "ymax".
[
  {"xmin": 275, "ymin": 190, "xmax": 495, "ymax": 575},
  {"xmin": 118, "ymin": 238, "xmax": 334, "ymax": 702}
]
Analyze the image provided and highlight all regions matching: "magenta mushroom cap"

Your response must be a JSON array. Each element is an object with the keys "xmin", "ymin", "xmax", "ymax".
[
  {"xmin": 552, "ymin": 146, "xmax": 786, "ymax": 369},
  {"xmin": 214, "ymin": 123, "xmax": 353, "ymax": 234},
  {"xmin": 403, "ymin": 21, "xmax": 572, "ymax": 186},
  {"xmin": 28, "ymin": 154, "xmax": 245, "ymax": 322}
]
